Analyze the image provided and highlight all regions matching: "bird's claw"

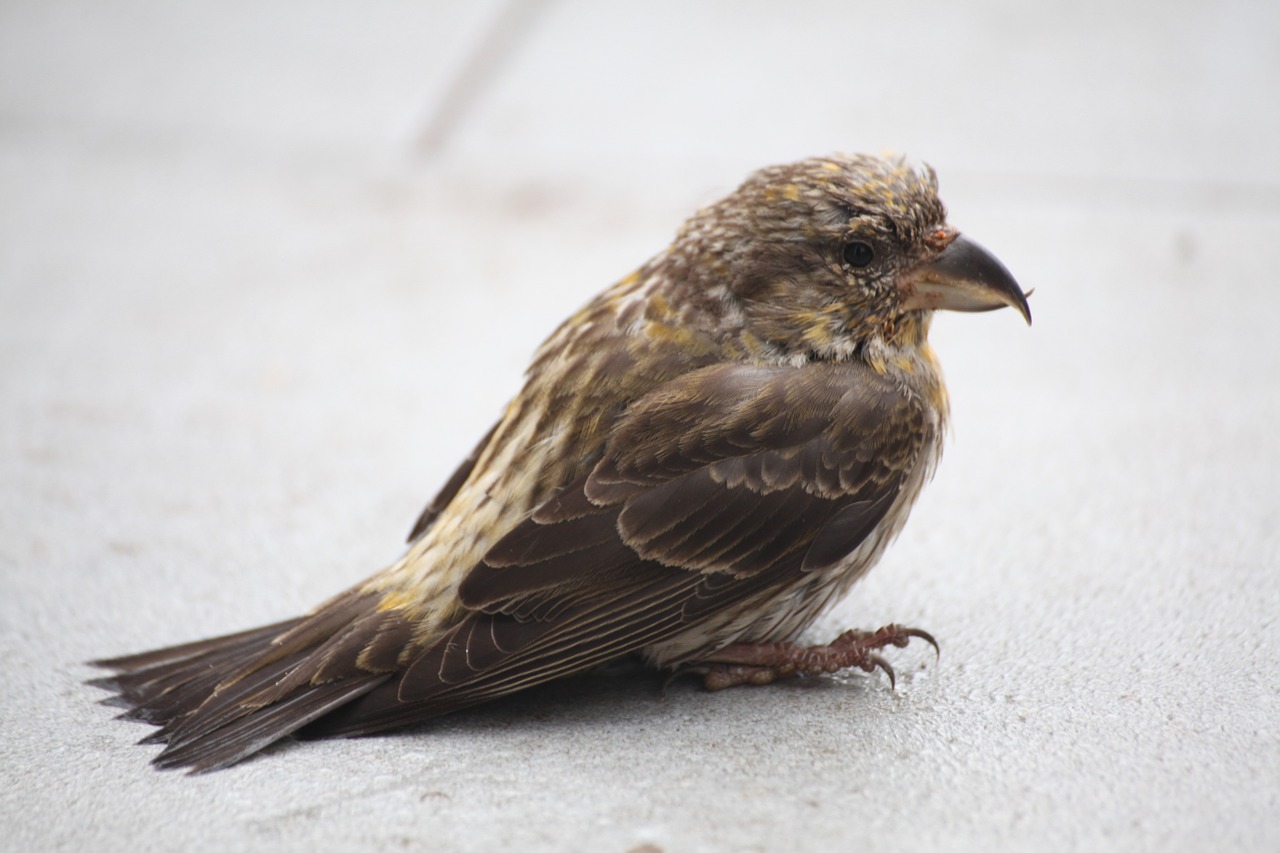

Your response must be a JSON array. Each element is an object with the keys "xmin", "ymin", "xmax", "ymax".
[
  {"xmin": 692, "ymin": 623, "xmax": 936, "ymax": 691},
  {"xmin": 864, "ymin": 654, "xmax": 896, "ymax": 690},
  {"xmin": 832, "ymin": 624, "xmax": 938, "ymax": 656}
]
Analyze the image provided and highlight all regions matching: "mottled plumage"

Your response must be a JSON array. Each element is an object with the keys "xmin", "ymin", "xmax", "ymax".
[{"xmin": 91, "ymin": 153, "xmax": 1030, "ymax": 772}]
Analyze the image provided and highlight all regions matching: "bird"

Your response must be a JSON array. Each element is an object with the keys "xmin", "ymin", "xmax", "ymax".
[{"xmin": 90, "ymin": 153, "xmax": 1031, "ymax": 772}]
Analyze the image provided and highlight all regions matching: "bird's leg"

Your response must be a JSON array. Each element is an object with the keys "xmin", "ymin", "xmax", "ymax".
[{"xmin": 691, "ymin": 624, "xmax": 937, "ymax": 691}]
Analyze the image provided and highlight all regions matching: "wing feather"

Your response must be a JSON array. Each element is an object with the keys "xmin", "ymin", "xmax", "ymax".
[
  {"xmin": 93, "ymin": 361, "xmax": 929, "ymax": 766},
  {"xmin": 304, "ymin": 361, "xmax": 925, "ymax": 738}
]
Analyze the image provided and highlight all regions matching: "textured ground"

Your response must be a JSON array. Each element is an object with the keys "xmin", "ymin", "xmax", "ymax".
[{"xmin": 2, "ymin": 1, "xmax": 1277, "ymax": 850}]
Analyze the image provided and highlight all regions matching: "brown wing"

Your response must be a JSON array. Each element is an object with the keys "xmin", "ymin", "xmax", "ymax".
[
  {"xmin": 92, "ymin": 361, "xmax": 927, "ymax": 769},
  {"xmin": 304, "ymin": 361, "xmax": 928, "ymax": 738}
]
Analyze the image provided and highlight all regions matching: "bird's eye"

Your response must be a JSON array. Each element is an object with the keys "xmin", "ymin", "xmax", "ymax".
[{"xmin": 842, "ymin": 240, "xmax": 874, "ymax": 268}]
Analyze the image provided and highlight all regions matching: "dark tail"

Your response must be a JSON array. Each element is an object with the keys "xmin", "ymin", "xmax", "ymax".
[{"xmin": 88, "ymin": 591, "xmax": 404, "ymax": 773}]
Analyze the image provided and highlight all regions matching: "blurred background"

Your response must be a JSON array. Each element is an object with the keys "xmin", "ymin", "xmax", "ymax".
[{"xmin": 2, "ymin": 1, "xmax": 1277, "ymax": 850}]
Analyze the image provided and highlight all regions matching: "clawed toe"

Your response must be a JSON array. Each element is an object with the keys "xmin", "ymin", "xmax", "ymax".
[
  {"xmin": 831, "ymin": 624, "xmax": 938, "ymax": 658},
  {"xmin": 689, "ymin": 622, "xmax": 936, "ymax": 692},
  {"xmin": 901, "ymin": 627, "xmax": 939, "ymax": 658},
  {"xmin": 864, "ymin": 653, "xmax": 896, "ymax": 689}
]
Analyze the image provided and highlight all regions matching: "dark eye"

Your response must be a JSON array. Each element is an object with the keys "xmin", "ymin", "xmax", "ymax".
[{"xmin": 842, "ymin": 240, "xmax": 874, "ymax": 268}]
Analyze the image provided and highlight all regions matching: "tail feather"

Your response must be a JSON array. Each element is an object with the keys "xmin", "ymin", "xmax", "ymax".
[
  {"xmin": 91, "ymin": 618, "xmax": 303, "ymax": 678},
  {"xmin": 88, "ymin": 593, "xmax": 406, "ymax": 772},
  {"xmin": 89, "ymin": 618, "xmax": 307, "ymax": 726},
  {"xmin": 89, "ymin": 559, "xmax": 713, "ymax": 770},
  {"xmin": 156, "ymin": 647, "xmax": 321, "ymax": 752},
  {"xmin": 152, "ymin": 675, "xmax": 389, "ymax": 773}
]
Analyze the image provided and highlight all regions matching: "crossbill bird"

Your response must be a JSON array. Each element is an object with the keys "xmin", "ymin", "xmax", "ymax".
[{"xmin": 91, "ymin": 153, "xmax": 1031, "ymax": 772}]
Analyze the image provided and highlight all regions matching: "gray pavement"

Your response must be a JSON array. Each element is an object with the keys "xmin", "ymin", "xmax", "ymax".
[{"xmin": 2, "ymin": 1, "xmax": 1277, "ymax": 850}]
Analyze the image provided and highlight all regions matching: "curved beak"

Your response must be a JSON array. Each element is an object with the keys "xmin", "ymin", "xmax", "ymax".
[{"xmin": 901, "ymin": 234, "xmax": 1031, "ymax": 325}]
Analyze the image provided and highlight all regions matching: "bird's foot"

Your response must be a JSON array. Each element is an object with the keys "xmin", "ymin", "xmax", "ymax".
[{"xmin": 691, "ymin": 624, "xmax": 937, "ymax": 691}]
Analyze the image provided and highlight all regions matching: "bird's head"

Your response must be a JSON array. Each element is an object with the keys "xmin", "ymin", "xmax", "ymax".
[{"xmin": 673, "ymin": 154, "xmax": 1030, "ymax": 362}]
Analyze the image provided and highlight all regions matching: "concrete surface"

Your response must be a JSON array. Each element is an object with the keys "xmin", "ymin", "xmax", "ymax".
[{"xmin": 2, "ymin": 1, "xmax": 1277, "ymax": 850}]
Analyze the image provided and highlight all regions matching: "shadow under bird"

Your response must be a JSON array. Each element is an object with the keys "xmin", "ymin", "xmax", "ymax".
[{"xmin": 90, "ymin": 153, "xmax": 1031, "ymax": 772}]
